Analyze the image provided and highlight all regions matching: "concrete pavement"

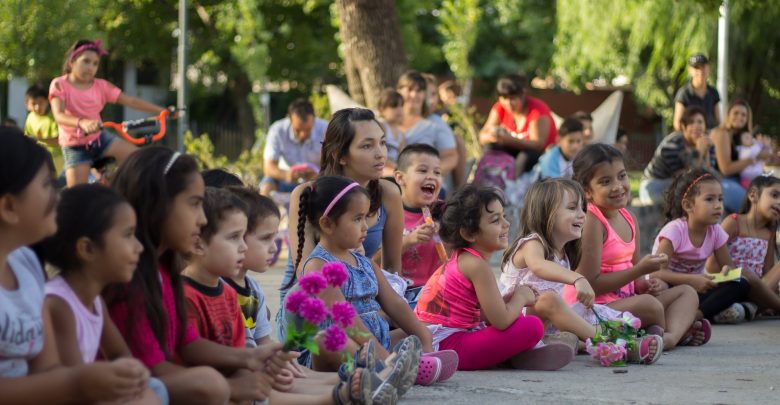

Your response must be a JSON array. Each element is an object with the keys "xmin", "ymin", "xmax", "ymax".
[{"xmin": 253, "ymin": 260, "xmax": 780, "ymax": 404}]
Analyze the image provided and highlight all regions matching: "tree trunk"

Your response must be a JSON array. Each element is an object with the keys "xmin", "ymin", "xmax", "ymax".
[
  {"xmin": 343, "ymin": 48, "xmax": 366, "ymax": 106},
  {"xmin": 336, "ymin": 0, "xmax": 407, "ymax": 110},
  {"xmin": 230, "ymin": 71, "xmax": 256, "ymax": 148}
]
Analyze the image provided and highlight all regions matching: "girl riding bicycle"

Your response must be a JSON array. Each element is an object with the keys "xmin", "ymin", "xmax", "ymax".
[{"xmin": 50, "ymin": 39, "xmax": 171, "ymax": 187}]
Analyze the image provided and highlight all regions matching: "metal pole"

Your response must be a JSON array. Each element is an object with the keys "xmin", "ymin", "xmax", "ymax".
[
  {"xmin": 717, "ymin": 0, "xmax": 729, "ymax": 121},
  {"xmin": 176, "ymin": 0, "xmax": 188, "ymax": 152}
]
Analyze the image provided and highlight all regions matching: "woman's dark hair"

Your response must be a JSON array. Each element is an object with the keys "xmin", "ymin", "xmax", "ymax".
[
  {"xmin": 680, "ymin": 105, "xmax": 706, "ymax": 128},
  {"xmin": 227, "ymin": 186, "xmax": 280, "ymax": 233},
  {"xmin": 106, "ymin": 146, "xmax": 199, "ymax": 356},
  {"xmin": 502, "ymin": 179, "xmax": 586, "ymax": 269},
  {"xmin": 496, "ymin": 74, "xmax": 527, "ymax": 98},
  {"xmin": 663, "ymin": 167, "xmax": 721, "ymax": 222},
  {"xmin": 202, "ymin": 168, "xmax": 244, "ymax": 188},
  {"xmin": 572, "ymin": 143, "xmax": 625, "ymax": 191},
  {"xmin": 38, "ymin": 184, "xmax": 127, "ymax": 273},
  {"xmin": 320, "ymin": 108, "xmax": 383, "ymax": 215},
  {"xmin": 0, "ymin": 126, "xmax": 55, "ymax": 197},
  {"xmin": 439, "ymin": 185, "xmax": 505, "ymax": 250},
  {"xmin": 284, "ymin": 176, "xmax": 370, "ymax": 290},
  {"xmin": 62, "ymin": 39, "xmax": 99, "ymax": 74},
  {"xmin": 397, "ymin": 70, "xmax": 429, "ymax": 117},
  {"xmin": 740, "ymin": 174, "xmax": 780, "ymax": 215},
  {"xmin": 378, "ymin": 88, "xmax": 404, "ymax": 110}
]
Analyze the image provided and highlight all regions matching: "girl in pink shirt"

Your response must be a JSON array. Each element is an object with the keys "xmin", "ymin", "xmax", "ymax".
[
  {"xmin": 49, "ymin": 39, "xmax": 169, "ymax": 187},
  {"xmin": 416, "ymin": 185, "xmax": 573, "ymax": 371},
  {"xmin": 572, "ymin": 143, "xmax": 706, "ymax": 350}
]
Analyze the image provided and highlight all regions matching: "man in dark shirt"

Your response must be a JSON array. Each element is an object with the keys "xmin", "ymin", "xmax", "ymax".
[{"xmin": 673, "ymin": 54, "xmax": 721, "ymax": 131}]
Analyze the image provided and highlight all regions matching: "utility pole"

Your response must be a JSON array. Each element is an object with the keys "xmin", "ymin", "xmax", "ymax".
[
  {"xmin": 176, "ymin": 0, "xmax": 188, "ymax": 152},
  {"xmin": 717, "ymin": 0, "xmax": 729, "ymax": 120}
]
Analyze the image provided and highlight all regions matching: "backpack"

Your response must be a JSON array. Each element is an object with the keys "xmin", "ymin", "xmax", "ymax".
[{"xmin": 473, "ymin": 149, "xmax": 516, "ymax": 190}]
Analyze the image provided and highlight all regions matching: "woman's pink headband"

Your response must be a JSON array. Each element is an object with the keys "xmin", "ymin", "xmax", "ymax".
[{"xmin": 71, "ymin": 40, "xmax": 108, "ymax": 60}]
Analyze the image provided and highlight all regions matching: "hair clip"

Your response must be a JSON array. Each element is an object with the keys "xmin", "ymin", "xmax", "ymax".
[{"xmin": 761, "ymin": 170, "xmax": 775, "ymax": 177}]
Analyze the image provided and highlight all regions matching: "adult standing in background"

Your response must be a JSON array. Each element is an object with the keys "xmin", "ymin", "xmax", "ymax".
[
  {"xmin": 260, "ymin": 98, "xmax": 327, "ymax": 196},
  {"xmin": 673, "ymin": 54, "xmax": 721, "ymax": 131}
]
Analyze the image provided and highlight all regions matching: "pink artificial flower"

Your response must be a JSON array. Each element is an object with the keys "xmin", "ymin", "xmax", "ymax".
[
  {"xmin": 622, "ymin": 312, "xmax": 642, "ymax": 329},
  {"xmin": 285, "ymin": 290, "xmax": 309, "ymax": 314},
  {"xmin": 299, "ymin": 272, "xmax": 328, "ymax": 295},
  {"xmin": 323, "ymin": 325, "xmax": 348, "ymax": 352},
  {"xmin": 331, "ymin": 301, "xmax": 357, "ymax": 328},
  {"xmin": 299, "ymin": 297, "xmax": 328, "ymax": 325},
  {"xmin": 322, "ymin": 262, "xmax": 349, "ymax": 288}
]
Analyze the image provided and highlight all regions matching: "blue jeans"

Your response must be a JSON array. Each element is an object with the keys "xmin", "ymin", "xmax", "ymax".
[
  {"xmin": 639, "ymin": 178, "xmax": 673, "ymax": 205},
  {"xmin": 259, "ymin": 176, "xmax": 298, "ymax": 193},
  {"xmin": 61, "ymin": 130, "xmax": 116, "ymax": 168},
  {"xmin": 721, "ymin": 177, "xmax": 746, "ymax": 213}
]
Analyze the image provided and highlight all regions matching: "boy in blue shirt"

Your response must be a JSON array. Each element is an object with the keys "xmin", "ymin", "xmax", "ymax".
[{"xmin": 536, "ymin": 117, "xmax": 584, "ymax": 180}]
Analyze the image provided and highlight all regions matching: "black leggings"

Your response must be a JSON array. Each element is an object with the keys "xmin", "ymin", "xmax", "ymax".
[{"xmin": 698, "ymin": 278, "xmax": 751, "ymax": 320}]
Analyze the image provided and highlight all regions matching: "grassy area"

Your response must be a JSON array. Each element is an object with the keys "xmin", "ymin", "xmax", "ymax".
[{"xmin": 629, "ymin": 170, "xmax": 643, "ymax": 197}]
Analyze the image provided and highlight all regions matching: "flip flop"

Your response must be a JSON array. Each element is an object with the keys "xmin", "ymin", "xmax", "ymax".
[
  {"xmin": 421, "ymin": 350, "xmax": 458, "ymax": 382},
  {"xmin": 627, "ymin": 334, "xmax": 663, "ymax": 365},
  {"xmin": 508, "ymin": 342, "xmax": 574, "ymax": 371}
]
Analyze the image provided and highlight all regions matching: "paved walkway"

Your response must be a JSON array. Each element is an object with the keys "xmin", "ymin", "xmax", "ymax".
[{"xmin": 254, "ymin": 263, "xmax": 780, "ymax": 404}]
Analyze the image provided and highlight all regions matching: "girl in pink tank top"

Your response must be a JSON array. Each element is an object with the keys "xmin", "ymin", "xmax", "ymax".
[
  {"xmin": 572, "ymin": 143, "xmax": 704, "ymax": 349},
  {"xmin": 416, "ymin": 185, "xmax": 573, "ymax": 371}
]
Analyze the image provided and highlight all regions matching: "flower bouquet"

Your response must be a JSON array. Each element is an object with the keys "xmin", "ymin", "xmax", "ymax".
[
  {"xmin": 585, "ymin": 311, "xmax": 644, "ymax": 367},
  {"xmin": 284, "ymin": 262, "xmax": 357, "ymax": 355}
]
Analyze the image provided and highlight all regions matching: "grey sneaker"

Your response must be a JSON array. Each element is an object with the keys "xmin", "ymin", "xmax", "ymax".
[{"xmin": 713, "ymin": 303, "xmax": 746, "ymax": 324}]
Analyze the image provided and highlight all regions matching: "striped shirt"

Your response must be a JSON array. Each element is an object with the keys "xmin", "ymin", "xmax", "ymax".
[{"xmin": 644, "ymin": 132, "xmax": 715, "ymax": 180}]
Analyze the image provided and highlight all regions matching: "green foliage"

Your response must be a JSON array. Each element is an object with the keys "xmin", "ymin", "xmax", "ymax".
[
  {"xmin": 445, "ymin": 103, "xmax": 484, "ymax": 159},
  {"xmin": 553, "ymin": 0, "xmax": 718, "ymax": 125},
  {"xmin": 184, "ymin": 130, "xmax": 264, "ymax": 186},
  {"xmin": 0, "ymin": 0, "xmax": 102, "ymax": 79},
  {"xmin": 310, "ymin": 90, "xmax": 331, "ymax": 120},
  {"xmin": 283, "ymin": 316, "xmax": 320, "ymax": 355},
  {"xmin": 437, "ymin": 0, "xmax": 481, "ymax": 81}
]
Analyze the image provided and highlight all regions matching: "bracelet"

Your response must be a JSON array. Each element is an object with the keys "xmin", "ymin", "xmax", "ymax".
[
  {"xmin": 76, "ymin": 118, "xmax": 82, "ymax": 133},
  {"xmin": 573, "ymin": 276, "xmax": 585, "ymax": 285}
]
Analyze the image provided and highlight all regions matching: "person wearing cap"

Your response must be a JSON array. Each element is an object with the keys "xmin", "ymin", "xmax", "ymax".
[{"xmin": 673, "ymin": 54, "xmax": 721, "ymax": 131}]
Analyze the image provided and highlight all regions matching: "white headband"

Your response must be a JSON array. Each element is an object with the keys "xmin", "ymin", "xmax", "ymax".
[{"xmin": 164, "ymin": 152, "xmax": 181, "ymax": 175}]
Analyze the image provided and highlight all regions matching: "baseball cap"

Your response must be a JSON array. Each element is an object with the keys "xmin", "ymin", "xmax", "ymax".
[{"xmin": 689, "ymin": 54, "xmax": 709, "ymax": 67}]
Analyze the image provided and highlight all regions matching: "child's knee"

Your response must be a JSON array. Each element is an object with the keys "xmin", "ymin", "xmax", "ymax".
[
  {"xmin": 536, "ymin": 291, "xmax": 563, "ymax": 315},
  {"xmin": 635, "ymin": 294, "xmax": 664, "ymax": 318},
  {"xmin": 187, "ymin": 367, "xmax": 231, "ymax": 403},
  {"xmin": 673, "ymin": 284, "xmax": 698, "ymax": 300},
  {"xmin": 509, "ymin": 314, "xmax": 544, "ymax": 342}
]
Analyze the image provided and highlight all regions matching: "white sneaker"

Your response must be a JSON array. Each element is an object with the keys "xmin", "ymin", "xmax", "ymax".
[{"xmin": 713, "ymin": 303, "xmax": 746, "ymax": 324}]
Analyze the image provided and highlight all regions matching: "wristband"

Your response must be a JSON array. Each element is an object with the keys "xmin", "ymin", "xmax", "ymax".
[{"xmin": 573, "ymin": 276, "xmax": 585, "ymax": 285}]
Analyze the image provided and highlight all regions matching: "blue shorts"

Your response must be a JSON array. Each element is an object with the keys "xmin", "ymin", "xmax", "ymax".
[
  {"xmin": 62, "ymin": 130, "xmax": 116, "ymax": 169},
  {"xmin": 259, "ymin": 176, "xmax": 298, "ymax": 193},
  {"xmin": 148, "ymin": 377, "xmax": 169, "ymax": 405}
]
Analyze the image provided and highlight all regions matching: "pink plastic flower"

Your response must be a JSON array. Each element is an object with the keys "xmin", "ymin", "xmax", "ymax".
[
  {"xmin": 331, "ymin": 301, "xmax": 357, "ymax": 328},
  {"xmin": 299, "ymin": 272, "xmax": 328, "ymax": 295},
  {"xmin": 322, "ymin": 262, "xmax": 349, "ymax": 288},
  {"xmin": 622, "ymin": 312, "xmax": 641, "ymax": 329},
  {"xmin": 285, "ymin": 290, "xmax": 309, "ymax": 314},
  {"xmin": 298, "ymin": 297, "xmax": 328, "ymax": 325},
  {"xmin": 322, "ymin": 325, "xmax": 348, "ymax": 352}
]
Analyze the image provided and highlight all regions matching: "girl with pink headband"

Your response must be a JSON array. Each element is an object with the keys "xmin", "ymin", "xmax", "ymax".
[{"xmin": 49, "ymin": 39, "xmax": 171, "ymax": 187}]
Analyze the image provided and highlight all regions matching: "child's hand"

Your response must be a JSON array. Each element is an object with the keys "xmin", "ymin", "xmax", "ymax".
[
  {"xmin": 514, "ymin": 285, "xmax": 538, "ymax": 307},
  {"xmin": 78, "ymin": 358, "xmax": 149, "ymax": 402},
  {"xmin": 229, "ymin": 369, "xmax": 273, "ymax": 401},
  {"xmin": 287, "ymin": 359, "xmax": 307, "ymax": 378},
  {"xmin": 636, "ymin": 253, "xmax": 668, "ymax": 274},
  {"xmin": 405, "ymin": 224, "xmax": 435, "ymax": 246},
  {"xmin": 647, "ymin": 278, "xmax": 669, "ymax": 295},
  {"xmin": 246, "ymin": 341, "xmax": 283, "ymax": 371},
  {"xmin": 79, "ymin": 119, "xmax": 101, "ymax": 134},
  {"xmin": 272, "ymin": 367, "xmax": 296, "ymax": 392},
  {"xmin": 691, "ymin": 274, "xmax": 716, "ymax": 293},
  {"xmin": 265, "ymin": 349, "xmax": 299, "ymax": 376},
  {"xmin": 574, "ymin": 277, "xmax": 595, "ymax": 308}
]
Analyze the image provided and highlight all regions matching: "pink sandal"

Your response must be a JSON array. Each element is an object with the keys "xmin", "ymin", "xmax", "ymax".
[
  {"xmin": 627, "ymin": 335, "xmax": 663, "ymax": 365},
  {"xmin": 680, "ymin": 319, "xmax": 712, "ymax": 346},
  {"xmin": 415, "ymin": 356, "xmax": 441, "ymax": 385}
]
